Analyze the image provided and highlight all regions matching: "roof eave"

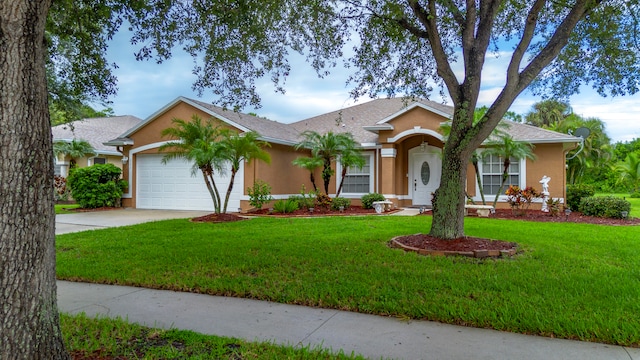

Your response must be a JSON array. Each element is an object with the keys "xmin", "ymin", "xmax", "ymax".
[
  {"xmin": 258, "ymin": 136, "xmax": 298, "ymax": 147},
  {"xmin": 363, "ymin": 124, "xmax": 394, "ymax": 133},
  {"xmin": 103, "ymin": 138, "xmax": 134, "ymax": 146},
  {"xmin": 96, "ymin": 150, "xmax": 123, "ymax": 156},
  {"xmin": 480, "ymin": 138, "xmax": 581, "ymax": 146}
]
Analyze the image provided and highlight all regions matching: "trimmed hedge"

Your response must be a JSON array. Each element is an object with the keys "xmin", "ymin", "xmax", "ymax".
[
  {"xmin": 566, "ymin": 184, "xmax": 595, "ymax": 210},
  {"xmin": 67, "ymin": 164, "xmax": 127, "ymax": 208},
  {"xmin": 361, "ymin": 193, "xmax": 385, "ymax": 209},
  {"xmin": 578, "ymin": 196, "xmax": 631, "ymax": 219},
  {"xmin": 331, "ymin": 197, "xmax": 351, "ymax": 210}
]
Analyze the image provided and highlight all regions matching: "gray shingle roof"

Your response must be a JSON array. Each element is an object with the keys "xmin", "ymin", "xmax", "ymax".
[
  {"xmin": 52, "ymin": 116, "xmax": 143, "ymax": 155},
  {"xmin": 114, "ymin": 97, "xmax": 579, "ymax": 148},
  {"xmin": 499, "ymin": 120, "xmax": 580, "ymax": 143},
  {"xmin": 289, "ymin": 98, "xmax": 454, "ymax": 144},
  {"xmin": 186, "ymin": 98, "xmax": 301, "ymax": 144}
]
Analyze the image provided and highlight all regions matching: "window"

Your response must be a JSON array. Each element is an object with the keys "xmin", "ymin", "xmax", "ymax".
[
  {"xmin": 341, "ymin": 155, "xmax": 372, "ymax": 194},
  {"xmin": 53, "ymin": 158, "xmax": 61, "ymax": 176},
  {"xmin": 93, "ymin": 157, "xmax": 107, "ymax": 165},
  {"xmin": 481, "ymin": 154, "xmax": 519, "ymax": 196}
]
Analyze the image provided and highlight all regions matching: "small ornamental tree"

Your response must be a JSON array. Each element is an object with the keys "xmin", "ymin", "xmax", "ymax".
[
  {"xmin": 53, "ymin": 139, "xmax": 96, "ymax": 169},
  {"xmin": 294, "ymin": 131, "xmax": 361, "ymax": 195}
]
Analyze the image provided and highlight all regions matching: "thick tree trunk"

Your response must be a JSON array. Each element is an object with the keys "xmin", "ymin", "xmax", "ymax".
[
  {"xmin": 429, "ymin": 147, "xmax": 469, "ymax": 239},
  {"xmin": 0, "ymin": 1, "xmax": 68, "ymax": 359}
]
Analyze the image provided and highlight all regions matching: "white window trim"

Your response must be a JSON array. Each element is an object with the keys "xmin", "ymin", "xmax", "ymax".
[
  {"xmin": 475, "ymin": 152, "xmax": 527, "ymax": 204},
  {"xmin": 90, "ymin": 157, "xmax": 107, "ymax": 165},
  {"xmin": 335, "ymin": 152, "xmax": 374, "ymax": 197}
]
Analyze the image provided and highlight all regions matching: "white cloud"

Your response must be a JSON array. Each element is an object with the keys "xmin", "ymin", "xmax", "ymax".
[{"xmin": 102, "ymin": 30, "xmax": 640, "ymax": 142}]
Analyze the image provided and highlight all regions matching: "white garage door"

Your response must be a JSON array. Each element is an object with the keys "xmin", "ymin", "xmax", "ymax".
[{"xmin": 136, "ymin": 154, "xmax": 243, "ymax": 212}]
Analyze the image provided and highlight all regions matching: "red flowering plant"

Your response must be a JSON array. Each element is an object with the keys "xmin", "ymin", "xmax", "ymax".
[{"xmin": 505, "ymin": 186, "xmax": 541, "ymax": 215}]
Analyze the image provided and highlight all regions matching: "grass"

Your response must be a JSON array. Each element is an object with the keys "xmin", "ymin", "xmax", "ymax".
[
  {"xmin": 61, "ymin": 313, "xmax": 363, "ymax": 359},
  {"xmin": 56, "ymin": 216, "xmax": 640, "ymax": 347},
  {"xmin": 596, "ymin": 193, "xmax": 640, "ymax": 218},
  {"xmin": 55, "ymin": 203, "xmax": 80, "ymax": 214}
]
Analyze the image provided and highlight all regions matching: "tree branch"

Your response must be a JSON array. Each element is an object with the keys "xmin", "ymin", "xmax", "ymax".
[
  {"xmin": 506, "ymin": 0, "xmax": 546, "ymax": 86},
  {"xmin": 406, "ymin": 0, "xmax": 460, "ymax": 101},
  {"xmin": 478, "ymin": 0, "xmax": 601, "ymax": 143},
  {"xmin": 460, "ymin": 0, "xmax": 501, "ymax": 109}
]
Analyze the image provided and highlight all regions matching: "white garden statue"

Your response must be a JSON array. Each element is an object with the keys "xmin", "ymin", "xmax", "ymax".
[{"xmin": 540, "ymin": 175, "xmax": 551, "ymax": 212}]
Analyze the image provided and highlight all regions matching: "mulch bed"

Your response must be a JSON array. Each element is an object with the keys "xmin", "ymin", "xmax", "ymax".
[
  {"xmin": 191, "ymin": 213, "xmax": 247, "ymax": 223},
  {"xmin": 399, "ymin": 208, "xmax": 639, "ymax": 257},
  {"xmin": 389, "ymin": 234, "xmax": 518, "ymax": 258},
  {"xmin": 459, "ymin": 208, "xmax": 640, "ymax": 226},
  {"xmin": 246, "ymin": 206, "xmax": 385, "ymax": 217}
]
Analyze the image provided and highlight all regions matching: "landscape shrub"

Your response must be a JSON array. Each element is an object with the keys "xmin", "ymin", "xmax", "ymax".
[
  {"xmin": 53, "ymin": 175, "xmax": 71, "ymax": 201},
  {"xmin": 314, "ymin": 193, "xmax": 332, "ymax": 209},
  {"xmin": 566, "ymin": 184, "xmax": 596, "ymax": 210},
  {"xmin": 361, "ymin": 193, "xmax": 385, "ymax": 209},
  {"xmin": 330, "ymin": 197, "xmax": 351, "ymax": 210},
  {"xmin": 247, "ymin": 180, "xmax": 273, "ymax": 209},
  {"xmin": 66, "ymin": 164, "xmax": 126, "ymax": 208},
  {"xmin": 578, "ymin": 196, "xmax": 631, "ymax": 219},
  {"xmin": 630, "ymin": 191, "xmax": 640, "ymax": 199},
  {"xmin": 273, "ymin": 198, "xmax": 299, "ymax": 213},
  {"xmin": 505, "ymin": 186, "xmax": 540, "ymax": 214},
  {"xmin": 292, "ymin": 185, "xmax": 316, "ymax": 209}
]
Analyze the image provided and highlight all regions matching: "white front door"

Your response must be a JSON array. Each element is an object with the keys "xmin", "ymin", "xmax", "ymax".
[{"xmin": 411, "ymin": 148, "xmax": 441, "ymax": 206}]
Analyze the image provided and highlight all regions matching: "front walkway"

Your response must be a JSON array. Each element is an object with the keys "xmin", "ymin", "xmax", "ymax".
[{"xmin": 57, "ymin": 281, "xmax": 639, "ymax": 360}]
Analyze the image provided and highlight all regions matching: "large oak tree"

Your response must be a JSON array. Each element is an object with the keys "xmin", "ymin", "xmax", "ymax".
[
  {"xmin": 1, "ymin": 1, "xmax": 68, "ymax": 358},
  {"xmin": 2, "ymin": 1, "xmax": 639, "ymax": 357}
]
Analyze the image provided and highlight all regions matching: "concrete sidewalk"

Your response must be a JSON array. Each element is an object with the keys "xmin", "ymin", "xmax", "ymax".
[{"xmin": 57, "ymin": 281, "xmax": 639, "ymax": 360}]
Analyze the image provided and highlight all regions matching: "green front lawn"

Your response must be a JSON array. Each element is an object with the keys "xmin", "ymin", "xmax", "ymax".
[
  {"xmin": 62, "ymin": 313, "xmax": 362, "ymax": 359},
  {"xmin": 55, "ymin": 203, "xmax": 80, "ymax": 214},
  {"xmin": 56, "ymin": 216, "xmax": 640, "ymax": 346}
]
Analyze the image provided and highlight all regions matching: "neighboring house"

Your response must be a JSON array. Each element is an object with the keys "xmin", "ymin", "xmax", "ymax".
[
  {"xmin": 52, "ymin": 116, "xmax": 143, "ymax": 177},
  {"xmin": 105, "ymin": 96, "xmax": 580, "ymax": 212}
]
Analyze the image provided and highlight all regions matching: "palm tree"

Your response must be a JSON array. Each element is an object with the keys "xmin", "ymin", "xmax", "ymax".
[
  {"xmin": 614, "ymin": 152, "xmax": 640, "ymax": 193},
  {"xmin": 336, "ymin": 142, "xmax": 366, "ymax": 197},
  {"xmin": 218, "ymin": 131, "xmax": 271, "ymax": 213},
  {"xmin": 547, "ymin": 114, "xmax": 613, "ymax": 184},
  {"xmin": 482, "ymin": 135, "xmax": 537, "ymax": 208},
  {"xmin": 294, "ymin": 131, "xmax": 360, "ymax": 194},
  {"xmin": 525, "ymin": 100, "xmax": 572, "ymax": 128},
  {"xmin": 53, "ymin": 139, "xmax": 96, "ymax": 169},
  {"xmin": 292, "ymin": 156, "xmax": 324, "ymax": 192},
  {"xmin": 159, "ymin": 116, "xmax": 226, "ymax": 213}
]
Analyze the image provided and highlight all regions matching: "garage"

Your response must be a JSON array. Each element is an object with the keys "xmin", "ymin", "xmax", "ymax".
[{"xmin": 136, "ymin": 154, "xmax": 243, "ymax": 212}]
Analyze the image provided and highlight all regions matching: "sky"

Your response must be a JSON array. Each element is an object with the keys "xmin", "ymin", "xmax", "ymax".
[{"xmin": 101, "ymin": 29, "xmax": 640, "ymax": 143}]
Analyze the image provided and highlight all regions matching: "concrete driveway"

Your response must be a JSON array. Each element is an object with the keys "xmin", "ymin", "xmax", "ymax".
[{"xmin": 55, "ymin": 208, "xmax": 211, "ymax": 235}]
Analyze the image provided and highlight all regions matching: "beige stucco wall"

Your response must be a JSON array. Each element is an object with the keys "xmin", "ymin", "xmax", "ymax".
[
  {"xmin": 241, "ymin": 143, "xmax": 321, "ymax": 209},
  {"xmin": 525, "ymin": 143, "xmax": 568, "ymax": 203},
  {"xmin": 385, "ymin": 107, "xmax": 448, "ymax": 140}
]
